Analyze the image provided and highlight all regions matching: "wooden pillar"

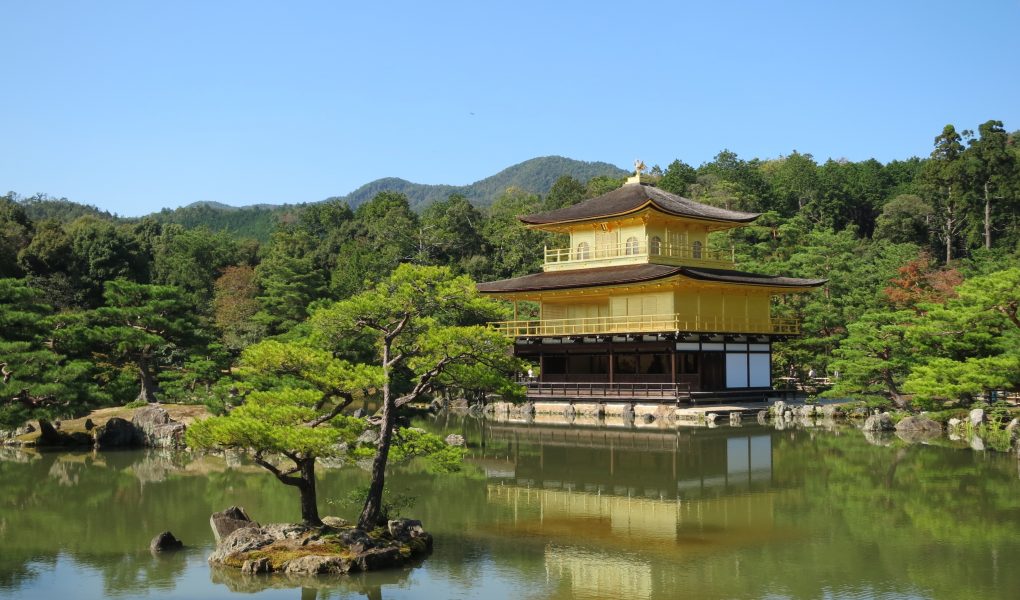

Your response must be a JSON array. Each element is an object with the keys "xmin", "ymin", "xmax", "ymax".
[
  {"xmin": 608, "ymin": 344, "xmax": 614, "ymax": 384},
  {"xmin": 671, "ymin": 350, "xmax": 677, "ymax": 383},
  {"xmin": 513, "ymin": 300, "xmax": 518, "ymax": 321},
  {"xmin": 539, "ymin": 353, "xmax": 544, "ymax": 383}
]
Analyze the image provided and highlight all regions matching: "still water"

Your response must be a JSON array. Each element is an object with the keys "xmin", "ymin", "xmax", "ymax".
[{"xmin": 1, "ymin": 416, "xmax": 1019, "ymax": 600}]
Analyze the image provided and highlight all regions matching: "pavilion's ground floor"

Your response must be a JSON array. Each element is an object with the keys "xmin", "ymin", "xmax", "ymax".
[{"xmin": 514, "ymin": 333, "xmax": 784, "ymax": 403}]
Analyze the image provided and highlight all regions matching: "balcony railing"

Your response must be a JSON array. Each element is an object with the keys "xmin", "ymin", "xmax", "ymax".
[
  {"xmin": 491, "ymin": 313, "xmax": 800, "ymax": 337},
  {"xmin": 544, "ymin": 238, "xmax": 734, "ymax": 268},
  {"xmin": 522, "ymin": 381, "xmax": 692, "ymax": 402}
]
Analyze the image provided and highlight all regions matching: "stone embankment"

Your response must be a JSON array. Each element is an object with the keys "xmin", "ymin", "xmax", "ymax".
[
  {"xmin": 1, "ymin": 405, "xmax": 190, "ymax": 449},
  {"xmin": 473, "ymin": 398, "xmax": 1019, "ymax": 455},
  {"xmin": 207, "ymin": 506, "xmax": 432, "ymax": 576},
  {"xmin": 479, "ymin": 400, "xmax": 743, "ymax": 428}
]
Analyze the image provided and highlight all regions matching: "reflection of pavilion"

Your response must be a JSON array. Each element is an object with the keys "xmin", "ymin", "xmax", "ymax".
[
  {"xmin": 479, "ymin": 422, "xmax": 773, "ymax": 500},
  {"xmin": 473, "ymin": 422, "xmax": 779, "ymax": 599},
  {"xmin": 472, "ymin": 423, "xmax": 779, "ymax": 598},
  {"xmin": 545, "ymin": 546, "xmax": 653, "ymax": 599}
]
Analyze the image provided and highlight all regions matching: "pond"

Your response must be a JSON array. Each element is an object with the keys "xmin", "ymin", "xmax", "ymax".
[{"xmin": 1, "ymin": 416, "xmax": 1019, "ymax": 599}]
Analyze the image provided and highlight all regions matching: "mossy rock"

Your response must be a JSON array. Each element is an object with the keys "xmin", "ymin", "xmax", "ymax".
[{"xmin": 210, "ymin": 520, "xmax": 432, "ymax": 576}]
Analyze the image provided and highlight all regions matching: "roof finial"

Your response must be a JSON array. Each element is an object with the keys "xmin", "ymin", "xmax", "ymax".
[{"xmin": 627, "ymin": 159, "xmax": 650, "ymax": 185}]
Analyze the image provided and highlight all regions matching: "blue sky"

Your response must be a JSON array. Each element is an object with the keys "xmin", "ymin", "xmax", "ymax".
[{"xmin": 2, "ymin": 0, "xmax": 1018, "ymax": 216}]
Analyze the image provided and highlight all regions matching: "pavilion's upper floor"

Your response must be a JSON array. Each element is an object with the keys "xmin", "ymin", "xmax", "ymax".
[{"xmin": 521, "ymin": 178, "xmax": 760, "ymax": 272}]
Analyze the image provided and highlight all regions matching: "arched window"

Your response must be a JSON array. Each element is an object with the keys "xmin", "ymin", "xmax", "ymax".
[
  {"xmin": 625, "ymin": 236, "xmax": 639, "ymax": 256},
  {"xmin": 692, "ymin": 240, "xmax": 703, "ymax": 259},
  {"xmin": 576, "ymin": 241, "xmax": 591, "ymax": 260},
  {"xmin": 649, "ymin": 236, "xmax": 662, "ymax": 256}
]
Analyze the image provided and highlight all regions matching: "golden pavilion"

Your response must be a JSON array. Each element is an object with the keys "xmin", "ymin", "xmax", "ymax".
[{"xmin": 477, "ymin": 167, "xmax": 825, "ymax": 402}]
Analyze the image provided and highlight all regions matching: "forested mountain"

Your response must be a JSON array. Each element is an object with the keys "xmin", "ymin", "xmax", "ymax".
[
  {"xmin": 340, "ymin": 156, "xmax": 629, "ymax": 210},
  {"xmin": 149, "ymin": 156, "xmax": 629, "ymax": 239},
  {"xmin": 15, "ymin": 194, "xmax": 115, "ymax": 223},
  {"xmin": 2, "ymin": 119, "xmax": 1018, "ymax": 429},
  {"xmin": 153, "ymin": 201, "xmax": 289, "ymax": 241}
]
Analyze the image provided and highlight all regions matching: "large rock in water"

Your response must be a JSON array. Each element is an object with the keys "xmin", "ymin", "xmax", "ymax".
[
  {"xmin": 210, "ymin": 506, "xmax": 259, "ymax": 544},
  {"xmin": 862, "ymin": 412, "xmax": 895, "ymax": 432},
  {"xmin": 969, "ymin": 408, "xmax": 986, "ymax": 427},
  {"xmin": 133, "ymin": 405, "xmax": 186, "ymax": 448},
  {"xmin": 895, "ymin": 416, "xmax": 942, "ymax": 443},
  {"xmin": 895, "ymin": 416, "xmax": 942, "ymax": 433},
  {"xmin": 772, "ymin": 401, "xmax": 786, "ymax": 418},
  {"xmin": 283, "ymin": 555, "xmax": 354, "ymax": 575},
  {"xmin": 208, "ymin": 527, "xmax": 277, "ymax": 565},
  {"xmin": 93, "ymin": 417, "xmax": 141, "ymax": 448},
  {"xmin": 36, "ymin": 419, "xmax": 64, "ymax": 446},
  {"xmin": 150, "ymin": 531, "xmax": 184, "ymax": 553}
]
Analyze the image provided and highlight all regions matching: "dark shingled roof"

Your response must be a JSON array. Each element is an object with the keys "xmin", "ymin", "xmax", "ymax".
[
  {"xmin": 679, "ymin": 267, "xmax": 827, "ymax": 288},
  {"xmin": 476, "ymin": 264, "xmax": 827, "ymax": 294},
  {"xmin": 477, "ymin": 264, "xmax": 682, "ymax": 293},
  {"xmin": 520, "ymin": 182, "xmax": 760, "ymax": 225}
]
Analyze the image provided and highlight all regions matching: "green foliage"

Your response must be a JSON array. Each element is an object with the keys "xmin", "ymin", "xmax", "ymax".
[
  {"xmin": 329, "ymin": 485, "xmax": 416, "ymax": 523},
  {"xmin": 254, "ymin": 228, "xmax": 326, "ymax": 334},
  {"xmin": 0, "ymin": 195, "xmax": 33, "ymax": 278},
  {"xmin": 388, "ymin": 427, "xmax": 467, "ymax": 473},
  {"xmin": 482, "ymin": 189, "xmax": 550, "ymax": 278},
  {"xmin": 827, "ymin": 310, "xmax": 920, "ymax": 405},
  {"xmin": 310, "ymin": 263, "xmax": 519, "ymax": 528},
  {"xmin": 658, "ymin": 159, "xmax": 698, "ymax": 196},
  {"xmin": 542, "ymin": 175, "xmax": 587, "ymax": 210},
  {"xmin": 151, "ymin": 225, "xmax": 245, "ymax": 304},
  {"xmin": 0, "ymin": 278, "xmax": 101, "ymax": 427},
  {"xmin": 63, "ymin": 280, "xmax": 212, "ymax": 403},
  {"xmin": 874, "ymin": 194, "xmax": 932, "ymax": 244},
  {"xmin": 419, "ymin": 194, "xmax": 490, "ymax": 277},
  {"xmin": 153, "ymin": 201, "xmax": 283, "ymax": 241}
]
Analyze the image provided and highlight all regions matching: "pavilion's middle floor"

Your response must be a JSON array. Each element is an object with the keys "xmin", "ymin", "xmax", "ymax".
[{"xmin": 514, "ymin": 333, "xmax": 777, "ymax": 393}]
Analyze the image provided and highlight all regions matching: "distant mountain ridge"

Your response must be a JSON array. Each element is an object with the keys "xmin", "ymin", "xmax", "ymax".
[
  {"xmin": 336, "ymin": 156, "xmax": 628, "ymax": 210},
  {"xmin": 13, "ymin": 156, "xmax": 628, "ymax": 240},
  {"xmin": 153, "ymin": 156, "xmax": 627, "ymax": 239}
]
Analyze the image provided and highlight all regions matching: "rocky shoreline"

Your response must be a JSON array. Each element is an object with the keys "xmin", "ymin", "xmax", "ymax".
[
  {"xmin": 759, "ymin": 401, "xmax": 1020, "ymax": 454},
  {"xmin": 0, "ymin": 404, "xmax": 190, "ymax": 450}
]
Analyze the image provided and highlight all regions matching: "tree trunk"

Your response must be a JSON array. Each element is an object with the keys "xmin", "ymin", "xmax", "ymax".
[
  {"xmin": 944, "ymin": 211, "xmax": 953, "ymax": 263},
  {"xmin": 136, "ymin": 355, "xmax": 159, "ymax": 403},
  {"xmin": 297, "ymin": 459, "xmax": 322, "ymax": 527},
  {"xmin": 359, "ymin": 340, "xmax": 395, "ymax": 530},
  {"xmin": 984, "ymin": 181, "xmax": 992, "ymax": 250},
  {"xmin": 944, "ymin": 185, "xmax": 954, "ymax": 263},
  {"xmin": 358, "ymin": 397, "xmax": 394, "ymax": 530},
  {"xmin": 884, "ymin": 370, "xmax": 908, "ymax": 410}
]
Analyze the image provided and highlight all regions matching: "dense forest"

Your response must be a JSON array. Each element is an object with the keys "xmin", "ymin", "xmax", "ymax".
[{"xmin": 1, "ymin": 120, "xmax": 1018, "ymax": 428}]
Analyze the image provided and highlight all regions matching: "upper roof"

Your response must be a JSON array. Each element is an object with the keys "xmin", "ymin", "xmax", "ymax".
[
  {"xmin": 519, "ymin": 182, "xmax": 760, "ymax": 226},
  {"xmin": 476, "ymin": 264, "xmax": 826, "ymax": 294}
]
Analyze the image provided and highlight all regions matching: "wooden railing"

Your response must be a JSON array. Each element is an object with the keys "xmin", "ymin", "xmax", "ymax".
[
  {"xmin": 523, "ymin": 381, "xmax": 692, "ymax": 402},
  {"xmin": 491, "ymin": 313, "xmax": 800, "ymax": 337},
  {"xmin": 544, "ymin": 238, "xmax": 734, "ymax": 268}
]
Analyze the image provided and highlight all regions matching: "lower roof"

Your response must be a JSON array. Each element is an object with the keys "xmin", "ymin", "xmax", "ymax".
[{"xmin": 476, "ymin": 264, "xmax": 826, "ymax": 294}]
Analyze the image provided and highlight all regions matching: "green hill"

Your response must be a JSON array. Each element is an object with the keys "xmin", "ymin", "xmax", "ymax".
[
  {"xmin": 17, "ymin": 196, "xmax": 115, "ymax": 223},
  {"xmin": 152, "ymin": 201, "xmax": 294, "ymax": 240},
  {"xmin": 149, "ymin": 156, "xmax": 628, "ymax": 240},
  {"xmin": 341, "ymin": 156, "xmax": 628, "ymax": 210}
]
